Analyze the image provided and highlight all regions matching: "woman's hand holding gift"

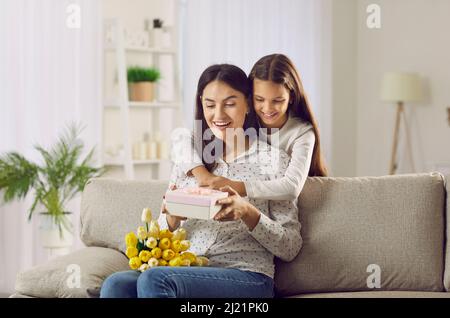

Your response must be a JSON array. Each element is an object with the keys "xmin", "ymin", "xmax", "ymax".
[
  {"xmin": 214, "ymin": 185, "xmax": 261, "ymax": 231},
  {"xmin": 162, "ymin": 184, "xmax": 187, "ymax": 231},
  {"xmin": 162, "ymin": 203, "xmax": 187, "ymax": 232}
]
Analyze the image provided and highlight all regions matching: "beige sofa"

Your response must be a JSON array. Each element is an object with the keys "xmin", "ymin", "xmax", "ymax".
[{"xmin": 10, "ymin": 172, "xmax": 450, "ymax": 298}]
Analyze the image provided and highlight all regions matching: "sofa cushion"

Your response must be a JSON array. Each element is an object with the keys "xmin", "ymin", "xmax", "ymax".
[
  {"xmin": 80, "ymin": 178, "xmax": 168, "ymax": 252},
  {"xmin": 444, "ymin": 174, "xmax": 450, "ymax": 291},
  {"xmin": 275, "ymin": 173, "xmax": 446, "ymax": 296},
  {"xmin": 8, "ymin": 293, "xmax": 35, "ymax": 298},
  {"xmin": 290, "ymin": 291, "xmax": 450, "ymax": 298},
  {"xmin": 15, "ymin": 247, "xmax": 129, "ymax": 298}
]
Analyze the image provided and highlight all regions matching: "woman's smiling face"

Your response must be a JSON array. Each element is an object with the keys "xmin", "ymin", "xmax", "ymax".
[
  {"xmin": 202, "ymin": 80, "xmax": 248, "ymax": 141},
  {"xmin": 253, "ymin": 79, "xmax": 290, "ymax": 129}
]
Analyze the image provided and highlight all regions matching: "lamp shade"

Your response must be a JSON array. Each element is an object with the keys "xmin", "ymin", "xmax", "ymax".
[{"xmin": 381, "ymin": 72, "xmax": 423, "ymax": 102}]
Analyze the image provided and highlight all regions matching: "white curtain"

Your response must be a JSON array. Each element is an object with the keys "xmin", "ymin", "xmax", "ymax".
[
  {"xmin": 179, "ymin": 0, "xmax": 332, "ymax": 158},
  {"xmin": 0, "ymin": 0, "xmax": 102, "ymax": 294}
]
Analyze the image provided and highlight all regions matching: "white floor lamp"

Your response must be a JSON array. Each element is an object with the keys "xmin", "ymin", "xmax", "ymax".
[{"xmin": 381, "ymin": 72, "xmax": 423, "ymax": 175}]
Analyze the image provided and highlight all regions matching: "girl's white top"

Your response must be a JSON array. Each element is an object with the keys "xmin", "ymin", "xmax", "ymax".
[
  {"xmin": 245, "ymin": 115, "xmax": 315, "ymax": 200},
  {"xmin": 178, "ymin": 114, "xmax": 315, "ymax": 201}
]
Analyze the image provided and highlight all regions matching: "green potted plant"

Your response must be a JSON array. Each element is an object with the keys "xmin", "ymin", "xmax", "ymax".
[
  {"xmin": 0, "ymin": 124, "xmax": 105, "ymax": 255},
  {"xmin": 127, "ymin": 66, "xmax": 161, "ymax": 102}
]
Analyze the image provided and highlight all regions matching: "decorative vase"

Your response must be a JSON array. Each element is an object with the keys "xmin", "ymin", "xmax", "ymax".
[
  {"xmin": 129, "ymin": 82, "xmax": 155, "ymax": 102},
  {"xmin": 152, "ymin": 18, "xmax": 163, "ymax": 48},
  {"xmin": 39, "ymin": 212, "xmax": 74, "ymax": 258}
]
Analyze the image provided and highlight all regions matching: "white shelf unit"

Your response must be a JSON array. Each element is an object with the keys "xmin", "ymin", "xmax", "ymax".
[
  {"xmin": 105, "ymin": 45, "xmax": 176, "ymax": 55},
  {"xmin": 103, "ymin": 158, "xmax": 164, "ymax": 166},
  {"xmin": 102, "ymin": 18, "xmax": 181, "ymax": 179},
  {"xmin": 104, "ymin": 100, "xmax": 180, "ymax": 109}
]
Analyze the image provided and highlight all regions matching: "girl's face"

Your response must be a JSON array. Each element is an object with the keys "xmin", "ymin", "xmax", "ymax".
[
  {"xmin": 201, "ymin": 80, "xmax": 248, "ymax": 141},
  {"xmin": 253, "ymin": 79, "xmax": 291, "ymax": 129}
]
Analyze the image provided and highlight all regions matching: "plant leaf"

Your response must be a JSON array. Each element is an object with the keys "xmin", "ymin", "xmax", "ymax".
[
  {"xmin": 1, "ymin": 122, "xmax": 105, "ymax": 225},
  {"xmin": 0, "ymin": 152, "xmax": 39, "ymax": 202}
]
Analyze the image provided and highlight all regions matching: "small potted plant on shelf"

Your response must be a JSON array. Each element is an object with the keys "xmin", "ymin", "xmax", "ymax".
[
  {"xmin": 0, "ymin": 123, "xmax": 105, "ymax": 256},
  {"xmin": 127, "ymin": 66, "xmax": 161, "ymax": 102}
]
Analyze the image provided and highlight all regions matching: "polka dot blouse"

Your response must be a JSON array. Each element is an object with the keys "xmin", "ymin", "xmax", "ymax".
[{"xmin": 158, "ymin": 139, "xmax": 302, "ymax": 279}]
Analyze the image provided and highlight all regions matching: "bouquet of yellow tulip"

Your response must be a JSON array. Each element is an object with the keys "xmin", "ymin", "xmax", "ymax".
[{"xmin": 124, "ymin": 208, "xmax": 209, "ymax": 272}]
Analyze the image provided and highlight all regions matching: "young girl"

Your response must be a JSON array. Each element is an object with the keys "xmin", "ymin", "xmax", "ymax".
[
  {"xmin": 182, "ymin": 54, "xmax": 327, "ymax": 200},
  {"xmin": 100, "ymin": 64, "xmax": 301, "ymax": 298}
]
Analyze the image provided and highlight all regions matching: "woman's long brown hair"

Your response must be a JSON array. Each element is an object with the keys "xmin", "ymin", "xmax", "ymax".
[
  {"xmin": 194, "ymin": 64, "xmax": 259, "ymax": 172},
  {"xmin": 249, "ymin": 54, "xmax": 328, "ymax": 177}
]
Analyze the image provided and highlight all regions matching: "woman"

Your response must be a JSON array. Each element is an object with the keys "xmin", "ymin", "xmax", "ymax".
[
  {"xmin": 100, "ymin": 64, "xmax": 301, "ymax": 298},
  {"xmin": 183, "ymin": 54, "xmax": 327, "ymax": 201}
]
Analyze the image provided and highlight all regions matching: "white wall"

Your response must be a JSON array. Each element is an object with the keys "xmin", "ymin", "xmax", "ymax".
[
  {"xmin": 330, "ymin": 0, "xmax": 450, "ymax": 177},
  {"xmin": 330, "ymin": 0, "xmax": 357, "ymax": 177},
  {"xmin": 355, "ymin": 0, "xmax": 450, "ymax": 176}
]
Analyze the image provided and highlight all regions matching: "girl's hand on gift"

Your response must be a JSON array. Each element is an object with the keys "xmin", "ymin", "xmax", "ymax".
[
  {"xmin": 205, "ymin": 176, "xmax": 231, "ymax": 190},
  {"xmin": 214, "ymin": 185, "xmax": 261, "ymax": 231},
  {"xmin": 205, "ymin": 176, "xmax": 248, "ymax": 197},
  {"xmin": 191, "ymin": 166, "xmax": 216, "ymax": 187},
  {"xmin": 162, "ymin": 184, "xmax": 187, "ymax": 231}
]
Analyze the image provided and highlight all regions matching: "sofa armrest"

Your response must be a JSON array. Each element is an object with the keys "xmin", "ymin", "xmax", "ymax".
[
  {"xmin": 15, "ymin": 247, "xmax": 129, "ymax": 298},
  {"xmin": 444, "ymin": 173, "xmax": 450, "ymax": 291}
]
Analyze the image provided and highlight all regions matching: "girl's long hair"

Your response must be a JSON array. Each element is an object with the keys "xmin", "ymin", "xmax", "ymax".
[
  {"xmin": 249, "ymin": 54, "xmax": 328, "ymax": 177},
  {"xmin": 194, "ymin": 64, "xmax": 259, "ymax": 172}
]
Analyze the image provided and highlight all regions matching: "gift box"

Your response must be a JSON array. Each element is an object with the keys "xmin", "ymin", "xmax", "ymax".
[{"xmin": 164, "ymin": 187, "xmax": 229, "ymax": 220}]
